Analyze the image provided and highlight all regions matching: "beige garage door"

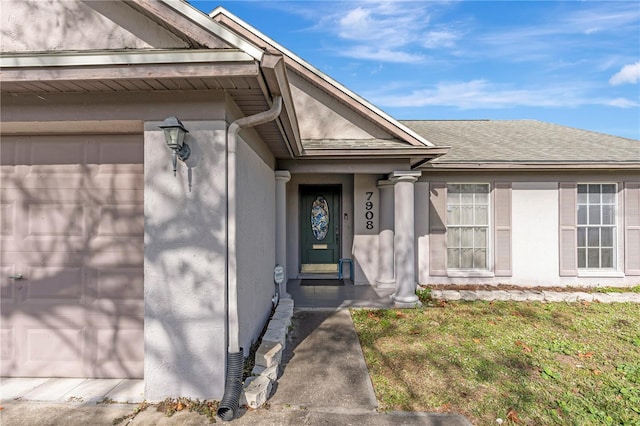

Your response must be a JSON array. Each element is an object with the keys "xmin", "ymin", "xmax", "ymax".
[{"xmin": 0, "ymin": 134, "xmax": 144, "ymax": 378}]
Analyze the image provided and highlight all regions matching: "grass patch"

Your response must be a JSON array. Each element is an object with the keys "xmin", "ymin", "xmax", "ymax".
[{"xmin": 352, "ymin": 302, "xmax": 640, "ymax": 425}]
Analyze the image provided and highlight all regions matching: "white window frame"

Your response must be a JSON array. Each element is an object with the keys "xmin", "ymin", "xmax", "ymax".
[
  {"xmin": 577, "ymin": 183, "xmax": 617, "ymax": 270},
  {"xmin": 446, "ymin": 183, "xmax": 491, "ymax": 271}
]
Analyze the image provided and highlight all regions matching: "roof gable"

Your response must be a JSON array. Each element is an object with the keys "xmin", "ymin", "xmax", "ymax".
[
  {"xmin": 210, "ymin": 7, "xmax": 440, "ymax": 151},
  {"xmin": 0, "ymin": 0, "xmax": 198, "ymax": 52}
]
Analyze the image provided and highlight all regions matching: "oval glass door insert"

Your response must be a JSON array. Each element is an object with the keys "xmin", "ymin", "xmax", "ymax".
[{"xmin": 311, "ymin": 196, "xmax": 330, "ymax": 240}]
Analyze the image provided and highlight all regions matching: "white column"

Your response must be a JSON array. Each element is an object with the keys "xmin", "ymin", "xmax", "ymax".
[
  {"xmin": 376, "ymin": 180, "xmax": 395, "ymax": 287},
  {"xmin": 391, "ymin": 171, "xmax": 422, "ymax": 307},
  {"xmin": 275, "ymin": 170, "xmax": 291, "ymax": 298}
]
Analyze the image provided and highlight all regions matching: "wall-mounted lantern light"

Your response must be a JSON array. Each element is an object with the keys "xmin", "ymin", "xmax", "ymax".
[{"xmin": 159, "ymin": 116, "xmax": 191, "ymax": 176}]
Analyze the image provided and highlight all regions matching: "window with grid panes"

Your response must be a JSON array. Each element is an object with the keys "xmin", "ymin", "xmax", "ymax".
[
  {"xmin": 447, "ymin": 184, "xmax": 490, "ymax": 269},
  {"xmin": 577, "ymin": 184, "xmax": 616, "ymax": 269}
]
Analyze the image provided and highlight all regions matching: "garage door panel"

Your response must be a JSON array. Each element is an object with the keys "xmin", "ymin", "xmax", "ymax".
[
  {"xmin": 97, "ymin": 204, "xmax": 144, "ymax": 237},
  {"xmin": 1, "ymin": 263, "xmax": 18, "ymax": 301},
  {"xmin": 23, "ymin": 323, "xmax": 86, "ymax": 377},
  {"xmin": 95, "ymin": 267, "xmax": 144, "ymax": 301},
  {"xmin": 0, "ymin": 134, "xmax": 143, "ymax": 378},
  {"xmin": 1, "ymin": 327, "xmax": 15, "ymax": 365},
  {"xmin": 1, "ymin": 200, "xmax": 15, "ymax": 237},
  {"xmin": 24, "ymin": 266, "xmax": 84, "ymax": 303},
  {"xmin": 95, "ymin": 322, "xmax": 144, "ymax": 378}
]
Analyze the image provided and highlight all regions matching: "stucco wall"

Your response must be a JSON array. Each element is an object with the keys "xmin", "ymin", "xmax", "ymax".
[
  {"xmin": 236, "ymin": 136, "xmax": 276, "ymax": 356},
  {"xmin": 417, "ymin": 171, "xmax": 640, "ymax": 287},
  {"xmin": 0, "ymin": 0, "xmax": 188, "ymax": 52},
  {"xmin": 144, "ymin": 120, "xmax": 228, "ymax": 401},
  {"xmin": 511, "ymin": 182, "xmax": 560, "ymax": 284},
  {"xmin": 353, "ymin": 174, "xmax": 382, "ymax": 284},
  {"xmin": 288, "ymin": 71, "xmax": 394, "ymax": 141},
  {"xmin": 286, "ymin": 174, "xmax": 354, "ymax": 278}
]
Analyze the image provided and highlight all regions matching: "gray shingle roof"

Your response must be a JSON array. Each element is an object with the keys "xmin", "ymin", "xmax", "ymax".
[{"xmin": 401, "ymin": 120, "xmax": 640, "ymax": 164}]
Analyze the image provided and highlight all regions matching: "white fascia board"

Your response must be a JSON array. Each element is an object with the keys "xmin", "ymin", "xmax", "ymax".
[
  {"xmin": 0, "ymin": 49, "xmax": 255, "ymax": 68},
  {"xmin": 210, "ymin": 7, "xmax": 434, "ymax": 148},
  {"xmin": 158, "ymin": 0, "xmax": 264, "ymax": 61}
]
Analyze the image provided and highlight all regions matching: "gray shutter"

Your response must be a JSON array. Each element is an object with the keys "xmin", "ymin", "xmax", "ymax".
[
  {"xmin": 429, "ymin": 182, "xmax": 447, "ymax": 276},
  {"xmin": 624, "ymin": 182, "xmax": 640, "ymax": 275},
  {"xmin": 494, "ymin": 182, "xmax": 512, "ymax": 276},
  {"xmin": 559, "ymin": 182, "xmax": 578, "ymax": 276}
]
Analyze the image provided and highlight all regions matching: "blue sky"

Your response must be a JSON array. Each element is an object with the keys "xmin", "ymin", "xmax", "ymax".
[{"xmin": 191, "ymin": 1, "xmax": 640, "ymax": 140}]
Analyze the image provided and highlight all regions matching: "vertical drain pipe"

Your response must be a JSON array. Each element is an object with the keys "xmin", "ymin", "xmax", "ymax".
[{"xmin": 218, "ymin": 95, "xmax": 283, "ymax": 421}]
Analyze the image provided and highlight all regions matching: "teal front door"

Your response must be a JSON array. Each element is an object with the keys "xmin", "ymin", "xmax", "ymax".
[{"xmin": 300, "ymin": 186, "xmax": 341, "ymax": 273}]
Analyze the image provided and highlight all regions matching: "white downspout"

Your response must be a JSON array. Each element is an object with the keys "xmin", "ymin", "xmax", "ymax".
[{"xmin": 226, "ymin": 95, "xmax": 283, "ymax": 354}]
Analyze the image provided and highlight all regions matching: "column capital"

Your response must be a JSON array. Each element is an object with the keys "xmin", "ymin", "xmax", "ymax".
[
  {"xmin": 377, "ymin": 179, "xmax": 394, "ymax": 188},
  {"xmin": 390, "ymin": 170, "xmax": 421, "ymax": 184},
  {"xmin": 275, "ymin": 170, "xmax": 291, "ymax": 182}
]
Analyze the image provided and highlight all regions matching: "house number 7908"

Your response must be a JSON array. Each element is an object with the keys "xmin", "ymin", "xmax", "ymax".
[{"xmin": 365, "ymin": 191, "xmax": 374, "ymax": 230}]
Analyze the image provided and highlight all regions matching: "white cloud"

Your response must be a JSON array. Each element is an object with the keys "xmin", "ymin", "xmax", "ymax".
[
  {"xmin": 423, "ymin": 31, "xmax": 458, "ymax": 49},
  {"xmin": 340, "ymin": 46, "xmax": 426, "ymax": 64},
  {"xmin": 609, "ymin": 62, "xmax": 640, "ymax": 85},
  {"xmin": 608, "ymin": 98, "xmax": 639, "ymax": 108},
  {"xmin": 370, "ymin": 80, "xmax": 637, "ymax": 109},
  {"xmin": 317, "ymin": 1, "xmax": 454, "ymax": 63}
]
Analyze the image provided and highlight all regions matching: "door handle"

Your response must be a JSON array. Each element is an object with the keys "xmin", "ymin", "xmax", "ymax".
[{"xmin": 8, "ymin": 274, "xmax": 23, "ymax": 280}]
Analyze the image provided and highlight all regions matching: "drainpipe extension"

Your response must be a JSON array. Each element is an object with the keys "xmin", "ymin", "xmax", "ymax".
[{"xmin": 218, "ymin": 95, "xmax": 282, "ymax": 421}]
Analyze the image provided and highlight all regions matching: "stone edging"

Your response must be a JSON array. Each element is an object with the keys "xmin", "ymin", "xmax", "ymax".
[
  {"xmin": 430, "ymin": 289, "xmax": 640, "ymax": 303},
  {"xmin": 240, "ymin": 298, "xmax": 294, "ymax": 409}
]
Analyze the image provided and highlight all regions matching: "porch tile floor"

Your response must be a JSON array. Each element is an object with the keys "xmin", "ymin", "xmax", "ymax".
[
  {"xmin": 0, "ymin": 378, "xmax": 144, "ymax": 403},
  {"xmin": 287, "ymin": 279, "xmax": 395, "ymax": 308}
]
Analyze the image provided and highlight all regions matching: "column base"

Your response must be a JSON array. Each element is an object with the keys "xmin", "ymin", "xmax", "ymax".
[
  {"xmin": 375, "ymin": 278, "xmax": 396, "ymax": 288},
  {"xmin": 391, "ymin": 293, "xmax": 422, "ymax": 308}
]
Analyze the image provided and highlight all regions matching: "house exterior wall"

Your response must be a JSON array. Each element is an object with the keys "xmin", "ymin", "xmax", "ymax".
[
  {"xmin": 0, "ymin": 0, "xmax": 188, "ymax": 52},
  {"xmin": 236, "ymin": 135, "xmax": 276, "ymax": 356},
  {"xmin": 353, "ymin": 174, "xmax": 383, "ymax": 284},
  {"xmin": 416, "ymin": 171, "xmax": 640, "ymax": 287},
  {"xmin": 288, "ymin": 71, "xmax": 395, "ymax": 140},
  {"xmin": 286, "ymin": 174, "xmax": 354, "ymax": 278},
  {"xmin": 144, "ymin": 119, "xmax": 228, "ymax": 401}
]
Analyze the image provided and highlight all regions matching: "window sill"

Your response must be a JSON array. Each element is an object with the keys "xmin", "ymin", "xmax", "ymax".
[
  {"xmin": 447, "ymin": 270, "xmax": 495, "ymax": 278},
  {"xmin": 578, "ymin": 270, "xmax": 625, "ymax": 278}
]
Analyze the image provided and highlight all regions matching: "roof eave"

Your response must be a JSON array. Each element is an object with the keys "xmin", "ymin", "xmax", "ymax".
[
  {"xmin": 302, "ymin": 147, "xmax": 450, "ymax": 159},
  {"xmin": 419, "ymin": 162, "xmax": 640, "ymax": 171}
]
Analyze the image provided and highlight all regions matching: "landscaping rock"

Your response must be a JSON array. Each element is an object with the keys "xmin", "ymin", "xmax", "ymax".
[
  {"xmin": 575, "ymin": 292, "xmax": 594, "ymax": 302},
  {"xmin": 252, "ymin": 364, "xmax": 279, "ymax": 381},
  {"xmin": 593, "ymin": 292, "xmax": 638, "ymax": 303},
  {"xmin": 262, "ymin": 327, "xmax": 287, "ymax": 347},
  {"xmin": 271, "ymin": 310, "xmax": 292, "ymax": 327},
  {"xmin": 543, "ymin": 292, "xmax": 576, "ymax": 302},
  {"xmin": 430, "ymin": 290, "xmax": 443, "ymax": 299},
  {"xmin": 441, "ymin": 290, "xmax": 461, "ymax": 300},
  {"xmin": 255, "ymin": 341, "xmax": 283, "ymax": 368},
  {"xmin": 266, "ymin": 318, "xmax": 288, "ymax": 332},
  {"xmin": 241, "ymin": 375, "xmax": 272, "ymax": 409},
  {"xmin": 509, "ymin": 291, "xmax": 528, "ymax": 301},
  {"xmin": 522, "ymin": 291, "xmax": 545, "ymax": 301},
  {"xmin": 459, "ymin": 290, "xmax": 478, "ymax": 301}
]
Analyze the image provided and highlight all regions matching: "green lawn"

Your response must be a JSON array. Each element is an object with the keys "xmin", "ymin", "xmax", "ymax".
[{"xmin": 352, "ymin": 301, "xmax": 640, "ymax": 425}]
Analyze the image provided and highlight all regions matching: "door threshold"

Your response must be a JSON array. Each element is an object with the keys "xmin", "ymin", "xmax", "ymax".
[{"xmin": 297, "ymin": 273, "xmax": 339, "ymax": 280}]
